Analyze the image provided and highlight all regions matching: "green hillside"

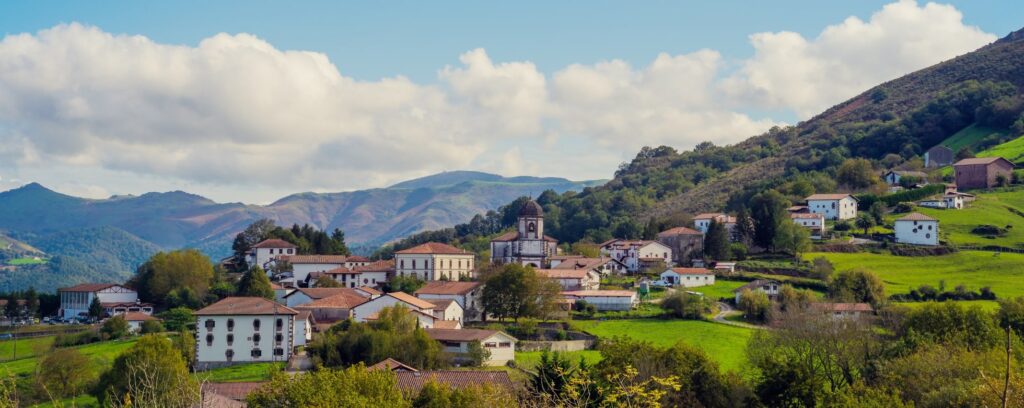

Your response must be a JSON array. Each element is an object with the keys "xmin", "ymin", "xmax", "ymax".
[
  {"xmin": 977, "ymin": 134, "xmax": 1024, "ymax": 164},
  {"xmin": 903, "ymin": 188, "xmax": 1024, "ymax": 248},
  {"xmin": 939, "ymin": 124, "xmax": 1009, "ymax": 151}
]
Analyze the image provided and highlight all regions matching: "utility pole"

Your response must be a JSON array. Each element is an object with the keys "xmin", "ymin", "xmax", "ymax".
[{"xmin": 1003, "ymin": 325, "xmax": 1011, "ymax": 408}]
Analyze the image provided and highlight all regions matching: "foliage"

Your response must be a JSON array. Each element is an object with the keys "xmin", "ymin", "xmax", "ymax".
[
  {"xmin": 53, "ymin": 330, "xmax": 101, "ymax": 348},
  {"xmin": 828, "ymin": 269, "xmax": 886, "ymax": 306},
  {"xmin": 481, "ymin": 264, "xmax": 562, "ymax": 321},
  {"xmin": 777, "ymin": 284, "xmax": 814, "ymax": 312},
  {"xmin": 307, "ymin": 305, "xmax": 450, "ymax": 369},
  {"xmin": 660, "ymin": 291, "xmax": 710, "ymax": 319},
  {"xmin": 384, "ymin": 274, "xmax": 426, "ymax": 294},
  {"xmin": 890, "ymin": 284, "xmax": 996, "ymax": 302},
  {"xmin": 899, "ymin": 302, "xmax": 1002, "ymax": 351},
  {"xmin": 811, "ymin": 256, "xmax": 834, "ymax": 280},
  {"xmin": 158, "ymin": 307, "xmax": 195, "ymax": 332},
  {"xmin": 314, "ymin": 275, "xmax": 342, "ymax": 288},
  {"xmin": 237, "ymin": 267, "xmax": 275, "ymax": 299},
  {"xmin": 140, "ymin": 319, "xmax": 164, "ymax": 334},
  {"xmin": 773, "ymin": 220, "xmax": 811, "ymax": 258},
  {"xmin": 88, "ymin": 296, "xmax": 104, "ymax": 320},
  {"xmin": 837, "ymin": 158, "xmax": 878, "ymax": 189},
  {"xmin": 998, "ymin": 296, "xmax": 1024, "ymax": 338},
  {"xmin": 704, "ymin": 220, "xmax": 730, "ymax": 261},
  {"xmin": 94, "ymin": 334, "xmax": 199, "ymax": 408},
  {"xmin": 855, "ymin": 213, "xmax": 876, "ymax": 234},
  {"xmin": 749, "ymin": 190, "xmax": 791, "ymax": 250},
  {"xmin": 738, "ymin": 289, "xmax": 772, "ymax": 323},
  {"xmin": 36, "ymin": 348, "xmax": 96, "ymax": 399},
  {"xmin": 412, "ymin": 380, "xmax": 518, "ymax": 408},
  {"xmin": 100, "ymin": 316, "xmax": 131, "ymax": 340},
  {"xmin": 247, "ymin": 366, "xmax": 407, "ymax": 408},
  {"xmin": 129, "ymin": 249, "xmax": 214, "ymax": 307},
  {"xmin": 464, "ymin": 340, "xmax": 491, "ymax": 368},
  {"xmin": 231, "ymin": 219, "xmax": 351, "ymax": 271}
]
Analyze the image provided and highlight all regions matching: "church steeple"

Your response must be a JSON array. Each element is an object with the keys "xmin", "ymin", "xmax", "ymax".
[{"xmin": 517, "ymin": 200, "xmax": 544, "ymax": 240}]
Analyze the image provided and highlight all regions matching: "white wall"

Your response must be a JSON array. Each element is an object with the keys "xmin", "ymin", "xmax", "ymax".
[
  {"xmin": 895, "ymin": 220, "xmax": 938, "ymax": 245},
  {"xmin": 807, "ymin": 197, "xmax": 857, "ymax": 220},
  {"xmin": 395, "ymin": 254, "xmax": 474, "ymax": 281},
  {"xmin": 195, "ymin": 315, "xmax": 294, "ymax": 365},
  {"xmin": 291, "ymin": 263, "xmax": 345, "ymax": 283},
  {"xmin": 574, "ymin": 295, "xmax": 636, "ymax": 311},
  {"xmin": 660, "ymin": 272, "xmax": 715, "ymax": 288},
  {"xmin": 351, "ymin": 295, "xmax": 431, "ymax": 322},
  {"xmin": 293, "ymin": 317, "xmax": 311, "ymax": 347}
]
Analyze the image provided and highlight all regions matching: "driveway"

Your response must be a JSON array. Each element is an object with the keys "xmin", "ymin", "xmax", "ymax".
[{"xmin": 713, "ymin": 302, "xmax": 766, "ymax": 330}]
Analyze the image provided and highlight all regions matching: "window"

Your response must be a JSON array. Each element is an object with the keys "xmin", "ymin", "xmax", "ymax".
[
  {"xmin": 274, "ymin": 348, "xmax": 285, "ymax": 356},
  {"xmin": 276, "ymin": 318, "xmax": 283, "ymax": 331},
  {"xmin": 206, "ymin": 334, "xmax": 213, "ymax": 346},
  {"xmin": 227, "ymin": 334, "xmax": 234, "ymax": 345},
  {"xmin": 400, "ymin": 260, "xmax": 405, "ymax": 268},
  {"xmin": 413, "ymin": 260, "xmax": 417, "ymax": 269},
  {"xmin": 253, "ymin": 319, "xmax": 261, "ymax": 330},
  {"xmin": 253, "ymin": 334, "xmax": 261, "ymax": 344},
  {"xmin": 205, "ymin": 319, "xmax": 215, "ymax": 331},
  {"xmin": 251, "ymin": 349, "xmax": 262, "ymax": 358},
  {"xmin": 227, "ymin": 319, "xmax": 234, "ymax": 332},
  {"xmin": 225, "ymin": 349, "xmax": 234, "ymax": 360},
  {"xmin": 484, "ymin": 342, "xmax": 497, "ymax": 348},
  {"xmin": 926, "ymin": 233, "xmax": 931, "ymax": 239},
  {"xmin": 498, "ymin": 342, "xmax": 512, "ymax": 348},
  {"xmin": 528, "ymin": 222, "xmax": 536, "ymax": 232},
  {"xmin": 275, "ymin": 333, "xmax": 283, "ymax": 343}
]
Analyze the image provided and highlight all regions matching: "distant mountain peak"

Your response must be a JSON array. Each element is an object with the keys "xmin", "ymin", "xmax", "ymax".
[
  {"xmin": 997, "ymin": 27, "xmax": 1024, "ymax": 44},
  {"xmin": 387, "ymin": 170, "xmax": 578, "ymax": 190}
]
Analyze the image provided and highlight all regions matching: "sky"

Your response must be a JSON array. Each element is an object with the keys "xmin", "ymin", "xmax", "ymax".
[{"xmin": 0, "ymin": 0, "xmax": 1020, "ymax": 204}]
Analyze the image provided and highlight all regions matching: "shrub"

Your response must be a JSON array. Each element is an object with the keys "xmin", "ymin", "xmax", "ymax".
[
  {"xmin": 660, "ymin": 291, "xmax": 709, "ymax": 319},
  {"xmin": 892, "ymin": 202, "xmax": 915, "ymax": 213},
  {"xmin": 100, "ymin": 316, "xmax": 131, "ymax": 340},
  {"xmin": 970, "ymin": 224, "xmax": 1009, "ymax": 237},
  {"xmin": 54, "ymin": 330, "xmax": 101, "ymax": 348},
  {"xmin": 141, "ymin": 319, "xmax": 164, "ymax": 334}
]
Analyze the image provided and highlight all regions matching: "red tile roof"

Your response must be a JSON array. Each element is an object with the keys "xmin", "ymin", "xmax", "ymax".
[
  {"xmin": 346, "ymin": 255, "xmax": 371, "ymax": 262},
  {"xmin": 562, "ymin": 290, "xmax": 636, "ymax": 297},
  {"xmin": 119, "ymin": 312, "xmax": 156, "ymax": 321},
  {"xmin": 202, "ymin": 382, "xmax": 268, "ymax": 401},
  {"xmin": 954, "ymin": 157, "xmax": 1013, "ymax": 166},
  {"xmin": 396, "ymin": 371, "xmax": 513, "ymax": 393},
  {"xmin": 58, "ymin": 283, "xmax": 123, "ymax": 292},
  {"xmin": 195, "ymin": 297, "xmax": 298, "ymax": 316},
  {"xmin": 414, "ymin": 281, "xmax": 481, "ymax": 295},
  {"xmin": 288, "ymin": 287, "xmax": 363, "ymax": 300},
  {"xmin": 433, "ymin": 320, "xmax": 462, "ymax": 329},
  {"xmin": 251, "ymin": 239, "xmax": 297, "ymax": 249},
  {"xmin": 368, "ymin": 358, "xmax": 418, "ymax": 372},
  {"xmin": 425, "ymin": 298, "xmax": 458, "ymax": 311},
  {"xmin": 423, "ymin": 328, "xmax": 508, "ymax": 342},
  {"xmin": 395, "ymin": 242, "xmax": 471, "ymax": 255},
  {"xmin": 657, "ymin": 226, "xmax": 703, "ymax": 236},
  {"xmin": 387, "ymin": 292, "xmax": 437, "ymax": 310},
  {"xmin": 806, "ymin": 193, "xmax": 855, "ymax": 201},
  {"xmin": 897, "ymin": 212, "xmax": 937, "ymax": 222},
  {"xmin": 278, "ymin": 255, "xmax": 349, "ymax": 264},
  {"xmin": 294, "ymin": 292, "xmax": 368, "ymax": 309},
  {"xmin": 324, "ymin": 266, "xmax": 359, "ymax": 275},
  {"xmin": 353, "ymin": 260, "xmax": 395, "ymax": 272},
  {"xmin": 535, "ymin": 269, "xmax": 591, "ymax": 279},
  {"xmin": 490, "ymin": 231, "xmax": 558, "ymax": 242},
  {"xmin": 355, "ymin": 286, "xmax": 383, "ymax": 296}
]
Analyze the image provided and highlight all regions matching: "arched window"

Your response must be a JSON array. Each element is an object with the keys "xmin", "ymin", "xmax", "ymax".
[
  {"xmin": 253, "ymin": 319, "xmax": 261, "ymax": 330},
  {"xmin": 253, "ymin": 334, "xmax": 261, "ymax": 343},
  {"xmin": 528, "ymin": 222, "xmax": 536, "ymax": 232}
]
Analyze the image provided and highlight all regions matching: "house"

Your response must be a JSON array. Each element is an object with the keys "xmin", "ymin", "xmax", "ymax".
[
  {"xmin": 693, "ymin": 213, "xmax": 737, "ymax": 236},
  {"xmin": 599, "ymin": 240, "xmax": 673, "ymax": 273},
  {"xmin": 790, "ymin": 213, "xmax": 826, "ymax": 239},
  {"xmin": 57, "ymin": 283, "xmax": 152, "ymax": 319},
  {"xmin": 894, "ymin": 213, "xmax": 939, "ymax": 246},
  {"xmin": 425, "ymin": 298, "xmax": 464, "ymax": 323},
  {"xmin": 656, "ymin": 227, "xmax": 705, "ymax": 266},
  {"xmin": 395, "ymin": 243, "xmax": 476, "ymax": 281},
  {"xmin": 659, "ymin": 268, "xmax": 715, "ymax": 288},
  {"xmin": 733, "ymin": 280, "xmax": 781, "ymax": 304},
  {"xmin": 534, "ymin": 269, "xmax": 601, "ymax": 291},
  {"xmin": 293, "ymin": 310, "xmax": 314, "ymax": 347},
  {"xmin": 924, "ymin": 145, "xmax": 954, "ymax": 168},
  {"xmin": 351, "ymin": 260, "xmax": 394, "ymax": 288},
  {"xmin": 283, "ymin": 287, "xmax": 372, "ymax": 308},
  {"xmin": 713, "ymin": 262, "xmax": 736, "ymax": 273},
  {"xmin": 812, "ymin": 303, "xmax": 874, "ymax": 319},
  {"xmin": 550, "ymin": 256, "xmax": 626, "ymax": 275},
  {"xmin": 561, "ymin": 290, "xmax": 638, "ymax": 311},
  {"xmin": 954, "ymin": 157, "xmax": 1015, "ymax": 189},
  {"xmin": 291, "ymin": 291, "xmax": 367, "ymax": 323},
  {"xmin": 882, "ymin": 170, "xmax": 928, "ymax": 186},
  {"xmin": 270, "ymin": 282, "xmax": 293, "ymax": 304},
  {"xmin": 364, "ymin": 307, "xmax": 437, "ymax": 328},
  {"xmin": 423, "ymin": 328, "xmax": 517, "ymax": 366},
  {"xmin": 118, "ymin": 312, "xmax": 157, "ymax": 333},
  {"xmin": 396, "ymin": 370, "xmax": 514, "ymax": 394},
  {"xmin": 368, "ymin": 358, "xmax": 419, "ymax": 372},
  {"xmin": 918, "ymin": 193, "xmax": 965, "ymax": 210},
  {"xmin": 351, "ymin": 292, "xmax": 436, "ymax": 322},
  {"xmin": 805, "ymin": 194, "xmax": 858, "ymax": 220},
  {"xmin": 193, "ymin": 297, "xmax": 298, "ymax": 370},
  {"xmin": 245, "ymin": 239, "xmax": 298, "ymax": 271},
  {"xmin": 490, "ymin": 200, "xmax": 559, "ymax": 268},
  {"xmin": 414, "ymin": 281, "xmax": 485, "ymax": 322}
]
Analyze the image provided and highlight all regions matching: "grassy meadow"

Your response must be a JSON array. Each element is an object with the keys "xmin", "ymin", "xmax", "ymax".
[
  {"xmin": 902, "ymin": 188, "xmax": 1024, "ymax": 248},
  {"xmin": 195, "ymin": 362, "xmax": 283, "ymax": 383},
  {"xmin": 1, "ymin": 337, "xmax": 138, "ymax": 376},
  {"xmin": 978, "ymin": 134, "xmax": 1024, "ymax": 164}
]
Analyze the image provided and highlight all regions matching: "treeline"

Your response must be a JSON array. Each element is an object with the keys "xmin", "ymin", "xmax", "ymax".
[{"xmin": 231, "ymin": 219, "xmax": 350, "ymax": 270}]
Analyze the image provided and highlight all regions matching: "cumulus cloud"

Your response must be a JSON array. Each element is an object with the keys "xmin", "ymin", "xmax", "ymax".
[
  {"xmin": 721, "ymin": 0, "xmax": 996, "ymax": 117},
  {"xmin": 0, "ymin": 1, "xmax": 999, "ymax": 201}
]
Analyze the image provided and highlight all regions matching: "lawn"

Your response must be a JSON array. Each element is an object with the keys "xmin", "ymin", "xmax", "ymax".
[
  {"xmin": 804, "ymin": 251, "xmax": 1024, "ymax": 299},
  {"xmin": 893, "ymin": 300, "xmax": 1001, "ymax": 312},
  {"xmin": 690, "ymin": 280, "xmax": 747, "ymax": 301},
  {"xmin": 515, "ymin": 350, "xmax": 603, "ymax": 370},
  {"xmin": 570, "ymin": 319, "xmax": 753, "ymax": 372},
  {"xmin": 195, "ymin": 362, "xmax": 283, "ymax": 383},
  {"xmin": 6, "ymin": 257, "xmax": 46, "ymax": 266},
  {"xmin": 29, "ymin": 395, "xmax": 99, "ymax": 408},
  {"xmin": 978, "ymin": 135, "xmax": 1024, "ymax": 164},
  {"xmin": 903, "ymin": 188, "xmax": 1024, "ymax": 248},
  {"xmin": 1, "ymin": 338, "xmax": 138, "ymax": 376},
  {"xmin": 0, "ymin": 335, "xmax": 55, "ymax": 361}
]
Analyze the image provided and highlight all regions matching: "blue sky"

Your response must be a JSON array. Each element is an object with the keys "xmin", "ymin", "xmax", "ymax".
[{"xmin": 0, "ymin": 1, "xmax": 1019, "ymax": 203}]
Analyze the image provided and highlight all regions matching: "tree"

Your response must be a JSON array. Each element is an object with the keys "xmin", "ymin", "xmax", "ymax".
[
  {"xmin": 158, "ymin": 307, "xmax": 195, "ymax": 332},
  {"xmin": 956, "ymin": 147, "xmax": 975, "ymax": 161},
  {"xmin": 237, "ymin": 267, "xmax": 275, "ymax": 299},
  {"xmin": 660, "ymin": 291, "xmax": 708, "ymax": 319},
  {"xmin": 131, "ymin": 249, "xmax": 214, "ymax": 306},
  {"xmin": 24, "ymin": 288, "xmax": 38, "ymax": 318},
  {"xmin": 172, "ymin": 329, "xmax": 196, "ymax": 367},
  {"xmin": 481, "ymin": 264, "xmax": 561, "ymax": 321},
  {"xmin": 868, "ymin": 201, "xmax": 886, "ymax": 224},
  {"xmin": 386, "ymin": 275, "xmax": 425, "ymax": 294},
  {"xmin": 837, "ymin": 158, "xmax": 877, "ymax": 189},
  {"xmin": 777, "ymin": 284, "xmax": 813, "ymax": 312},
  {"xmin": 733, "ymin": 207, "xmax": 755, "ymax": 246},
  {"xmin": 37, "ymin": 348, "xmax": 95, "ymax": 398},
  {"xmin": 95, "ymin": 335, "xmax": 199, "ymax": 408},
  {"xmin": 811, "ymin": 256, "xmax": 834, "ymax": 280},
  {"xmin": 465, "ymin": 340, "xmax": 491, "ymax": 368},
  {"xmin": 315, "ymin": 275, "xmax": 343, "ymax": 288},
  {"xmin": 749, "ymin": 190, "xmax": 791, "ymax": 250},
  {"xmin": 738, "ymin": 289, "xmax": 772, "ymax": 323},
  {"xmin": 704, "ymin": 220, "xmax": 730, "ymax": 261},
  {"xmin": 412, "ymin": 380, "xmax": 517, "ymax": 408},
  {"xmin": 855, "ymin": 213, "xmax": 876, "ymax": 235},
  {"xmin": 231, "ymin": 218, "xmax": 278, "ymax": 270},
  {"xmin": 773, "ymin": 220, "xmax": 812, "ymax": 258},
  {"xmin": 997, "ymin": 296, "xmax": 1024, "ymax": 338},
  {"xmin": 88, "ymin": 296, "xmax": 104, "ymax": 320},
  {"xmin": 307, "ymin": 305, "xmax": 450, "ymax": 370},
  {"xmin": 247, "ymin": 367, "xmax": 408, "ymax": 407},
  {"xmin": 828, "ymin": 269, "xmax": 885, "ymax": 306},
  {"xmin": 101, "ymin": 316, "xmax": 131, "ymax": 340},
  {"xmin": 140, "ymin": 320, "xmax": 164, "ymax": 334},
  {"xmin": 331, "ymin": 228, "xmax": 352, "ymax": 256},
  {"xmin": 900, "ymin": 302, "xmax": 1001, "ymax": 351},
  {"xmin": 2, "ymin": 293, "xmax": 18, "ymax": 319}
]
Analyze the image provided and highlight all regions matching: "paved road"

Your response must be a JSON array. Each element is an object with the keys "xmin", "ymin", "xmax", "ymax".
[{"xmin": 713, "ymin": 302, "xmax": 766, "ymax": 330}]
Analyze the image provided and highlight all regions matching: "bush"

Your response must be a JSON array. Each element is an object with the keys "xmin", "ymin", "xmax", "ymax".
[
  {"xmin": 660, "ymin": 291, "xmax": 709, "ymax": 319},
  {"xmin": 54, "ymin": 330, "xmax": 101, "ymax": 348},
  {"xmin": 140, "ymin": 319, "xmax": 164, "ymax": 334},
  {"xmin": 892, "ymin": 202, "xmax": 915, "ymax": 213},
  {"xmin": 834, "ymin": 221, "xmax": 852, "ymax": 232},
  {"xmin": 101, "ymin": 316, "xmax": 131, "ymax": 340},
  {"xmin": 729, "ymin": 243, "xmax": 748, "ymax": 261},
  {"xmin": 970, "ymin": 224, "xmax": 1009, "ymax": 237}
]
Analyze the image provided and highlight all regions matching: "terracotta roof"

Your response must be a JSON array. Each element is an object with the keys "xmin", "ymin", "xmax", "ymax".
[
  {"xmin": 195, "ymin": 297, "xmax": 298, "ymax": 316},
  {"xmin": 387, "ymin": 292, "xmax": 437, "ymax": 310},
  {"xmin": 288, "ymin": 287, "xmax": 363, "ymax": 300},
  {"xmin": 294, "ymin": 292, "xmax": 368, "ymax": 309},
  {"xmin": 423, "ymin": 328, "xmax": 508, "ymax": 342},
  {"xmin": 368, "ymin": 358, "xmax": 419, "ymax": 372},
  {"xmin": 551, "ymin": 257, "xmax": 618, "ymax": 271},
  {"xmin": 251, "ymin": 239, "xmax": 297, "ymax": 249},
  {"xmin": 897, "ymin": 212, "xmax": 937, "ymax": 222},
  {"xmin": 396, "ymin": 371, "xmax": 513, "ymax": 393},
  {"xmin": 657, "ymin": 226, "xmax": 703, "ymax": 236},
  {"xmin": 535, "ymin": 269, "xmax": 591, "ymax": 280},
  {"xmin": 733, "ymin": 279, "xmax": 780, "ymax": 293},
  {"xmin": 806, "ymin": 194, "xmax": 856, "ymax": 201},
  {"xmin": 201, "ymin": 390, "xmax": 246, "ymax": 408},
  {"xmin": 353, "ymin": 260, "xmax": 395, "ymax": 272},
  {"xmin": 605, "ymin": 240, "xmax": 661, "ymax": 250},
  {"xmin": 415, "ymin": 281, "xmax": 481, "ymax": 295},
  {"xmin": 58, "ymin": 283, "xmax": 123, "ymax": 292},
  {"xmin": 562, "ymin": 290, "xmax": 636, "ymax": 297},
  {"xmin": 324, "ymin": 266, "xmax": 359, "ymax": 275},
  {"xmin": 101, "ymin": 301, "xmax": 154, "ymax": 308},
  {"xmin": 425, "ymin": 299, "xmax": 458, "ymax": 311},
  {"xmin": 433, "ymin": 320, "xmax": 462, "ymax": 329},
  {"xmin": 346, "ymin": 255, "xmax": 371, "ymax": 263},
  {"xmin": 202, "ymin": 382, "xmax": 268, "ymax": 401},
  {"xmin": 490, "ymin": 231, "xmax": 558, "ymax": 242},
  {"xmin": 812, "ymin": 303, "xmax": 874, "ymax": 312},
  {"xmin": 790, "ymin": 213, "xmax": 824, "ymax": 219},
  {"xmin": 296, "ymin": 310, "xmax": 314, "ymax": 322},
  {"xmin": 269, "ymin": 282, "xmax": 284, "ymax": 290},
  {"xmin": 787, "ymin": 205, "xmax": 809, "ymax": 212},
  {"xmin": 665, "ymin": 268, "xmax": 713, "ymax": 275},
  {"xmin": 519, "ymin": 200, "xmax": 544, "ymax": 217},
  {"xmin": 355, "ymin": 286, "xmax": 383, "ymax": 296},
  {"xmin": 278, "ymin": 255, "xmax": 349, "ymax": 264},
  {"xmin": 395, "ymin": 242, "xmax": 472, "ymax": 255},
  {"xmin": 550, "ymin": 255, "xmax": 584, "ymax": 260},
  {"xmin": 954, "ymin": 157, "xmax": 1013, "ymax": 166},
  {"xmin": 693, "ymin": 213, "xmax": 726, "ymax": 220},
  {"xmin": 119, "ymin": 312, "xmax": 156, "ymax": 321}
]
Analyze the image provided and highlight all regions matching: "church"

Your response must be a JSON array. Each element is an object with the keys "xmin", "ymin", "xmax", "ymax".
[{"xmin": 489, "ymin": 200, "xmax": 559, "ymax": 268}]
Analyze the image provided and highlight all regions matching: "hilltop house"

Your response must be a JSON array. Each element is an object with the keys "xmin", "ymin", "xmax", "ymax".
[
  {"xmin": 805, "ymin": 194, "xmax": 858, "ymax": 220},
  {"xmin": 246, "ymin": 239, "xmax": 297, "ymax": 271},
  {"xmin": 489, "ymin": 200, "xmax": 559, "ymax": 268},
  {"xmin": 423, "ymin": 328, "xmax": 517, "ymax": 366},
  {"xmin": 924, "ymin": 145, "xmax": 954, "ymax": 168},
  {"xmin": 790, "ymin": 213, "xmax": 826, "ymax": 239},
  {"xmin": 656, "ymin": 227, "xmax": 705, "ymax": 266},
  {"xmin": 193, "ymin": 297, "xmax": 298, "ymax": 370},
  {"xmin": 954, "ymin": 157, "xmax": 1014, "ymax": 189},
  {"xmin": 58, "ymin": 283, "xmax": 152, "ymax": 319},
  {"xmin": 659, "ymin": 268, "xmax": 715, "ymax": 288},
  {"xmin": 894, "ymin": 213, "xmax": 939, "ymax": 246},
  {"xmin": 733, "ymin": 280, "xmax": 781, "ymax": 304},
  {"xmin": 395, "ymin": 242, "xmax": 476, "ymax": 281},
  {"xmin": 534, "ymin": 269, "xmax": 601, "ymax": 291},
  {"xmin": 599, "ymin": 239, "xmax": 673, "ymax": 273},
  {"xmin": 414, "ymin": 281, "xmax": 485, "ymax": 322}
]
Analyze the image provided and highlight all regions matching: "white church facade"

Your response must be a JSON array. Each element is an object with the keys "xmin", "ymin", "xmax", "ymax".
[{"xmin": 489, "ymin": 200, "xmax": 558, "ymax": 268}]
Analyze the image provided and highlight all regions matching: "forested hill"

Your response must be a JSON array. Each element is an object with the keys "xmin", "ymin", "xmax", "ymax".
[{"xmin": 387, "ymin": 27, "xmax": 1024, "ymax": 250}]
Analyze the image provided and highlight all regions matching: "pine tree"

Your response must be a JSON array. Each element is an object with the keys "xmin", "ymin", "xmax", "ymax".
[
  {"xmin": 237, "ymin": 267, "xmax": 275, "ymax": 299},
  {"xmin": 88, "ymin": 296, "xmax": 104, "ymax": 320},
  {"xmin": 704, "ymin": 220, "xmax": 730, "ymax": 261}
]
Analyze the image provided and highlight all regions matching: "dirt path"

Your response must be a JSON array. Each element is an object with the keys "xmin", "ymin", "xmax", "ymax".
[{"xmin": 713, "ymin": 302, "xmax": 766, "ymax": 330}]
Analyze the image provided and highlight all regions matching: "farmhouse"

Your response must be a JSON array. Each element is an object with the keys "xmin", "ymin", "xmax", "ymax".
[
  {"xmin": 423, "ymin": 328, "xmax": 517, "ymax": 366},
  {"xmin": 733, "ymin": 279, "xmax": 781, "ymax": 304},
  {"xmin": 58, "ymin": 283, "xmax": 152, "ymax": 319},
  {"xmin": 550, "ymin": 256, "xmax": 625, "ymax": 275},
  {"xmin": 395, "ymin": 242, "xmax": 476, "ymax": 281},
  {"xmin": 954, "ymin": 157, "xmax": 1015, "ymax": 189},
  {"xmin": 193, "ymin": 297, "xmax": 298, "ymax": 370},
  {"xmin": 790, "ymin": 213, "xmax": 826, "ymax": 239},
  {"xmin": 659, "ymin": 268, "xmax": 715, "ymax": 288},
  {"xmin": 924, "ymin": 145, "xmax": 954, "ymax": 168},
  {"xmin": 245, "ymin": 239, "xmax": 297, "ymax": 271},
  {"xmin": 561, "ymin": 290, "xmax": 639, "ymax": 311},
  {"xmin": 535, "ymin": 268, "xmax": 601, "ymax": 291},
  {"xmin": 693, "ymin": 213, "xmax": 737, "ymax": 235},
  {"xmin": 600, "ymin": 239, "xmax": 673, "ymax": 273},
  {"xmin": 351, "ymin": 292, "xmax": 436, "ymax": 322},
  {"xmin": 894, "ymin": 213, "xmax": 939, "ymax": 246},
  {"xmin": 489, "ymin": 200, "xmax": 559, "ymax": 268},
  {"xmin": 918, "ymin": 193, "xmax": 964, "ymax": 210},
  {"xmin": 656, "ymin": 226, "xmax": 705, "ymax": 266},
  {"xmin": 415, "ymin": 281, "xmax": 485, "ymax": 322},
  {"xmin": 805, "ymin": 194, "xmax": 858, "ymax": 220},
  {"xmin": 291, "ymin": 291, "xmax": 367, "ymax": 323}
]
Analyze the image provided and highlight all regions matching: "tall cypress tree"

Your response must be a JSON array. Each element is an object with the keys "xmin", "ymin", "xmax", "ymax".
[{"xmin": 705, "ymin": 220, "xmax": 730, "ymax": 261}]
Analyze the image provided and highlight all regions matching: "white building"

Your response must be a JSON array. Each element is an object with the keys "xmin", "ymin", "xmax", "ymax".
[
  {"xmin": 733, "ymin": 280, "xmax": 781, "ymax": 304},
  {"xmin": 283, "ymin": 287, "xmax": 373, "ymax": 308},
  {"xmin": 277, "ymin": 255, "xmax": 349, "ymax": 286},
  {"xmin": 293, "ymin": 310, "xmax": 314, "ymax": 347},
  {"xmin": 246, "ymin": 239, "xmax": 298, "ymax": 271},
  {"xmin": 918, "ymin": 194, "xmax": 964, "ymax": 210},
  {"xmin": 424, "ymin": 299, "xmax": 464, "ymax": 323},
  {"xmin": 894, "ymin": 213, "xmax": 939, "ymax": 246},
  {"xmin": 550, "ymin": 256, "xmax": 625, "ymax": 275},
  {"xmin": 394, "ymin": 242, "xmax": 476, "ymax": 281},
  {"xmin": 790, "ymin": 213, "xmax": 826, "ymax": 239},
  {"xmin": 659, "ymin": 268, "xmax": 715, "ymax": 288},
  {"xmin": 424, "ymin": 328, "xmax": 517, "ymax": 366},
  {"xmin": 693, "ymin": 213, "xmax": 737, "ymax": 235},
  {"xmin": 599, "ymin": 240, "xmax": 673, "ymax": 273},
  {"xmin": 561, "ymin": 290, "xmax": 638, "ymax": 311},
  {"xmin": 534, "ymin": 269, "xmax": 600, "ymax": 291},
  {"xmin": 118, "ymin": 312, "xmax": 157, "ymax": 333},
  {"xmin": 805, "ymin": 194, "xmax": 858, "ymax": 220},
  {"xmin": 58, "ymin": 283, "xmax": 151, "ymax": 319},
  {"xmin": 351, "ymin": 292, "xmax": 437, "ymax": 322},
  {"xmin": 414, "ymin": 281, "xmax": 485, "ymax": 322},
  {"xmin": 490, "ymin": 200, "xmax": 559, "ymax": 268},
  {"xmin": 194, "ymin": 297, "xmax": 298, "ymax": 370}
]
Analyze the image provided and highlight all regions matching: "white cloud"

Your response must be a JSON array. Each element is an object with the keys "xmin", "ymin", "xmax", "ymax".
[{"xmin": 721, "ymin": 0, "xmax": 996, "ymax": 117}]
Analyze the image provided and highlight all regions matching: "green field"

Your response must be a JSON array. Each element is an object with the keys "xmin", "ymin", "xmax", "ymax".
[
  {"xmin": 1, "ymin": 338, "xmax": 138, "ymax": 376},
  {"xmin": 941, "ymin": 124, "xmax": 1008, "ymax": 151},
  {"xmin": 903, "ymin": 189, "xmax": 1024, "ymax": 248},
  {"xmin": 30, "ymin": 395, "xmax": 99, "ymax": 408},
  {"xmin": 571, "ymin": 319, "xmax": 753, "ymax": 372},
  {"xmin": 0, "ymin": 335, "xmax": 55, "ymax": 361},
  {"xmin": 893, "ymin": 300, "xmax": 1001, "ymax": 312},
  {"xmin": 195, "ymin": 362, "xmax": 283, "ymax": 383},
  {"xmin": 978, "ymin": 135, "xmax": 1024, "ymax": 164},
  {"xmin": 804, "ymin": 251, "xmax": 1024, "ymax": 299},
  {"xmin": 6, "ymin": 257, "xmax": 46, "ymax": 265},
  {"xmin": 689, "ymin": 280, "xmax": 747, "ymax": 301}
]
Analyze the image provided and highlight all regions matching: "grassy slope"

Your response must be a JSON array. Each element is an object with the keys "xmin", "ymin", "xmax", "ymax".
[
  {"xmin": 515, "ymin": 350, "xmax": 603, "ymax": 370},
  {"xmin": 0, "ymin": 336, "xmax": 55, "ymax": 361},
  {"xmin": 571, "ymin": 319, "xmax": 753, "ymax": 372},
  {"xmin": 940, "ymin": 124, "xmax": 1008, "ymax": 151},
  {"xmin": 804, "ymin": 251, "xmax": 1024, "ymax": 298},
  {"xmin": 690, "ymin": 280, "xmax": 747, "ymax": 301},
  {"xmin": 1, "ymin": 338, "xmax": 138, "ymax": 376},
  {"xmin": 195, "ymin": 362, "xmax": 283, "ymax": 383},
  {"xmin": 978, "ymin": 135, "xmax": 1024, "ymax": 164},
  {"xmin": 906, "ymin": 189, "xmax": 1024, "ymax": 248}
]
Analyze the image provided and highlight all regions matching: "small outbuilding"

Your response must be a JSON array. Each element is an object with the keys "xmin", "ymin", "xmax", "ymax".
[
  {"xmin": 894, "ymin": 212, "xmax": 939, "ymax": 246},
  {"xmin": 659, "ymin": 268, "xmax": 715, "ymax": 288}
]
